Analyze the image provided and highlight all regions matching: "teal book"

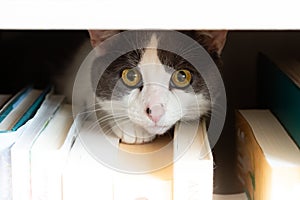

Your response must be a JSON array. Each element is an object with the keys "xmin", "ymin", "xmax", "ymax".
[
  {"xmin": 258, "ymin": 53, "xmax": 300, "ymax": 147},
  {"xmin": 11, "ymin": 85, "xmax": 51, "ymax": 131},
  {"xmin": 0, "ymin": 86, "xmax": 51, "ymax": 133},
  {"xmin": 0, "ymin": 87, "xmax": 31, "ymax": 123}
]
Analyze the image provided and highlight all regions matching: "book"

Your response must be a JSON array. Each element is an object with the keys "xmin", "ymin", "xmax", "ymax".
[
  {"xmin": 11, "ymin": 94, "xmax": 65, "ymax": 200},
  {"xmin": 258, "ymin": 53, "xmax": 300, "ymax": 147},
  {"xmin": 0, "ymin": 86, "xmax": 51, "ymax": 132},
  {"xmin": 0, "ymin": 145, "xmax": 14, "ymax": 200},
  {"xmin": 0, "ymin": 87, "xmax": 51, "ymax": 200},
  {"xmin": 173, "ymin": 120, "xmax": 213, "ymax": 200},
  {"xmin": 62, "ymin": 123, "xmax": 115, "ymax": 200},
  {"xmin": 236, "ymin": 109, "xmax": 300, "ymax": 200},
  {"xmin": 0, "ymin": 88, "xmax": 33, "ymax": 151},
  {"xmin": 30, "ymin": 104, "xmax": 82, "ymax": 200},
  {"xmin": 0, "ymin": 88, "xmax": 29, "ymax": 124},
  {"xmin": 63, "ymin": 120, "xmax": 213, "ymax": 200}
]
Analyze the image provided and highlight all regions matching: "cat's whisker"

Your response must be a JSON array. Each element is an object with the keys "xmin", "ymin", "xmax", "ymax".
[
  {"xmin": 84, "ymin": 120, "xmax": 103, "ymax": 132},
  {"xmin": 85, "ymin": 100, "xmax": 128, "ymax": 109},
  {"xmin": 77, "ymin": 106, "xmax": 128, "ymax": 117},
  {"xmin": 94, "ymin": 113, "xmax": 128, "ymax": 121},
  {"xmin": 84, "ymin": 116, "xmax": 128, "ymax": 133},
  {"xmin": 75, "ymin": 104, "xmax": 114, "ymax": 115},
  {"xmin": 102, "ymin": 118, "xmax": 129, "ymax": 128},
  {"xmin": 84, "ymin": 101, "xmax": 102, "ymax": 107},
  {"xmin": 96, "ymin": 117, "xmax": 128, "ymax": 124},
  {"xmin": 179, "ymin": 120, "xmax": 195, "ymax": 127},
  {"xmin": 100, "ymin": 119, "xmax": 133, "ymax": 136},
  {"xmin": 211, "ymin": 102, "xmax": 226, "ymax": 112},
  {"xmin": 97, "ymin": 116, "xmax": 129, "ymax": 125},
  {"xmin": 178, "ymin": 44, "xmax": 200, "ymax": 58},
  {"xmin": 76, "ymin": 109, "xmax": 103, "ymax": 117},
  {"xmin": 87, "ymin": 103, "xmax": 127, "ymax": 110},
  {"xmin": 75, "ymin": 109, "xmax": 114, "ymax": 121}
]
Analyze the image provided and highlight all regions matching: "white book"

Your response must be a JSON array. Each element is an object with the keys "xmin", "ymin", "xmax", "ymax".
[
  {"xmin": 0, "ymin": 143, "xmax": 16, "ymax": 200},
  {"xmin": 0, "ymin": 88, "xmax": 51, "ymax": 200},
  {"xmin": 0, "ymin": 122, "xmax": 29, "ymax": 200},
  {"xmin": 11, "ymin": 94, "xmax": 65, "ymax": 200},
  {"xmin": 113, "ymin": 132, "xmax": 173, "ymax": 200},
  {"xmin": 63, "ymin": 120, "xmax": 213, "ymax": 200},
  {"xmin": 173, "ymin": 121, "xmax": 213, "ymax": 200},
  {"xmin": 30, "ymin": 104, "xmax": 76, "ymax": 200},
  {"xmin": 62, "ymin": 121, "xmax": 116, "ymax": 200}
]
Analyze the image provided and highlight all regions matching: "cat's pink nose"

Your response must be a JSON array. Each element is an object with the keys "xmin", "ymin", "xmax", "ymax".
[{"xmin": 146, "ymin": 104, "xmax": 165, "ymax": 123}]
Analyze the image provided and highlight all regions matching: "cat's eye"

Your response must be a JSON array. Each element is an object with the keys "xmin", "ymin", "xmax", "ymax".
[
  {"xmin": 121, "ymin": 68, "xmax": 142, "ymax": 88},
  {"xmin": 171, "ymin": 69, "xmax": 192, "ymax": 89}
]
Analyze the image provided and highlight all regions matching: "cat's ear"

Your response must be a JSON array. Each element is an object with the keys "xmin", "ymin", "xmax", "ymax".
[
  {"xmin": 88, "ymin": 30, "xmax": 120, "ymax": 48},
  {"xmin": 193, "ymin": 30, "xmax": 228, "ymax": 56}
]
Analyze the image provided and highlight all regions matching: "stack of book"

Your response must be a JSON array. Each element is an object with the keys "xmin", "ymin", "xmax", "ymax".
[
  {"xmin": 0, "ymin": 86, "xmax": 82, "ymax": 200},
  {"xmin": 0, "ymin": 86, "xmax": 52, "ymax": 200},
  {"xmin": 236, "ymin": 53, "xmax": 300, "ymax": 200},
  {"xmin": 0, "ymin": 86, "xmax": 220, "ymax": 200}
]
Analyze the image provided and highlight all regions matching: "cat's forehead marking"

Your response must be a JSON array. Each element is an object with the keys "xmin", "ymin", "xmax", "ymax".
[
  {"xmin": 147, "ymin": 34, "xmax": 159, "ymax": 48},
  {"xmin": 137, "ymin": 34, "xmax": 171, "ymax": 85},
  {"xmin": 139, "ymin": 34, "xmax": 161, "ymax": 66}
]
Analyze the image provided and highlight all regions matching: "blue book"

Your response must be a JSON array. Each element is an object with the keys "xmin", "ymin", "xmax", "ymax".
[
  {"xmin": 0, "ymin": 86, "xmax": 52, "ymax": 133},
  {"xmin": 258, "ymin": 53, "xmax": 300, "ymax": 147},
  {"xmin": 11, "ymin": 86, "xmax": 51, "ymax": 131},
  {"xmin": 0, "ymin": 87, "xmax": 32, "ymax": 123}
]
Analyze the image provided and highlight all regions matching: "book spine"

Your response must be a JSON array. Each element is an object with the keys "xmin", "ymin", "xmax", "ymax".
[
  {"xmin": 0, "ymin": 147, "xmax": 12, "ymax": 200},
  {"xmin": 0, "ymin": 87, "xmax": 31, "ymax": 123},
  {"xmin": 258, "ymin": 53, "xmax": 300, "ymax": 147},
  {"xmin": 235, "ymin": 111, "xmax": 271, "ymax": 200},
  {"xmin": 173, "ymin": 121, "xmax": 213, "ymax": 200},
  {"xmin": 12, "ymin": 86, "xmax": 51, "ymax": 131}
]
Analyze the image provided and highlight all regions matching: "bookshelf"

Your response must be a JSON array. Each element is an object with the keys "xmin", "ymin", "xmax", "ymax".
[
  {"xmin": 214, "ymin": 31, "xmax": 300, "ymax": 194},
  {"xmin": 1, "ymin": 30, "xmax": 300, "ymax": 199}
]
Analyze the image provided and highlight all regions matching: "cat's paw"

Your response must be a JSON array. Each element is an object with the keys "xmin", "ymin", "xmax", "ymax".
[{"xmin": 111, "ymin": 123, "xmax": 156, "ymax": 144}]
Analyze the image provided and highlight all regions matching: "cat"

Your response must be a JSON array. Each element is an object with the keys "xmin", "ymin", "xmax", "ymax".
[
  {"xmin": 0, "ymin": 30, "xmax": 227, "ymax": 144},
  {"xmin": 64, "ymin": 30, "xmax": 227, "ymax": 144}
]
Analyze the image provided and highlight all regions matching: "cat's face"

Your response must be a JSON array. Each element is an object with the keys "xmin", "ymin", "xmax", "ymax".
[{"xmin": 89, "ymin": 31, "xmax": 227, "ymax": 144}]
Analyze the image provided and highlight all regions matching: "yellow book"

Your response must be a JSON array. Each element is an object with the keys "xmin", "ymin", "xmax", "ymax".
[{"xmin": 236, "ymin": 110, "xmax": 300, "ymax": 200}]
